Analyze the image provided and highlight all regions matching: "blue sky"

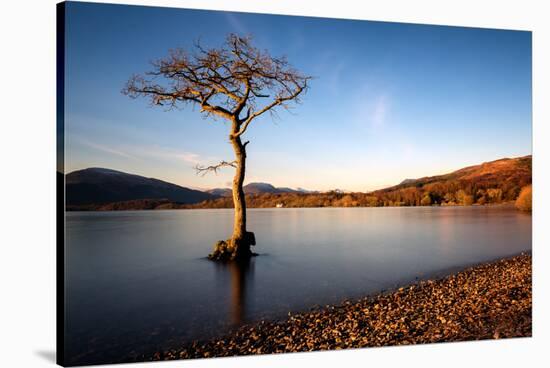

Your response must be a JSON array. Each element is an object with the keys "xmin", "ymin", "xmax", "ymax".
[{"xmin": 64, "ymin": 2, "xmax": 532, "ymax": 191}]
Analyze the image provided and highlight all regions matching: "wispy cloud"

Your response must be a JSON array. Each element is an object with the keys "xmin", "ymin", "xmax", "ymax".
[
  {"xmin": 312, "ymin": 52, "xmax": 346, "ymax": 97},
  {"xmin": 371, "ymin": 95, "xmax": 388, "ymax": 127},
  {"xmin": 75, "ymin": 135, "xmax": 210, "ymax": 167},
  {"xmin": 144, "ymin": 148, "xmax": 204, "ymax": 165},
  {"xmin": 81, "ymin": 140, "xmax": 137, "ymax": 159},
  {"xmin": 178, "ymin": 152, "xmax": 202, "ymax": 165},
  {"xmin": 350, "ymin": 91, "xmax": 391, "ymax": 130},
  {"xmin": 224, "ymin": 13, "xmax": 249, "ymax": 35}
]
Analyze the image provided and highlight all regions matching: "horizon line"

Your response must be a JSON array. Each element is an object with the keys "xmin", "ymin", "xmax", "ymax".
[{"xmin": 62, "ymin": 153, "xmax": 532, "ymax": 193}]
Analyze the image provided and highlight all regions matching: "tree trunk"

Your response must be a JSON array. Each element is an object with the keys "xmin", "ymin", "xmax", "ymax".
[
  {"xmin": 229, "ymin": 135, "xmax": 250, "ymax": 256},
  {"xmin": 208, "ymin": 124, "xmax": 256, "ymax": 261}
]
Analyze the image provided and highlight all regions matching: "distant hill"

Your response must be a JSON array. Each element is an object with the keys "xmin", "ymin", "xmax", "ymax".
[
  {"xmin": 66, "ymin": 156, "xmax": 531, "ymax": 210},
  {"xmin": 207, "ymin": 183, "xmax": 315, "ymax": 197},
  {"xmin": 187, "ymin": 155, "xmax": 532, "ymax": 209},
  {"xmin": 378, "ymin": 155, "xmax": 532, "ymax": 197},
  {"xmin": 399, "ymin": 179, "xmax": 416, "ymax": 185},
  {"xmin": 244, "ymin": 182, "xmax": 303, "ymax": 194},
  {"xmin": 206, "ymin": 188, "xmax": 232, "ymax": 197},
  {"xmin": 66, "ymin": 168, "xmax": 217, "ymax": 208},
  {"xmin": 364, "ymin": 155, "xmax": 532, "ymax": 206}
]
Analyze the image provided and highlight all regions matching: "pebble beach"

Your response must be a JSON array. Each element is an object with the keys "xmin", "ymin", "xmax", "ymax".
[{"xmin": 149, "ymin": 253, "xmax": 532, "ymax": 361}]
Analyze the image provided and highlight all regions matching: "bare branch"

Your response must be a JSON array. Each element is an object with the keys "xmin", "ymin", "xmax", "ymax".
[
  {"xmin": 123, "ymin": 33, "xmax": 311, "ymax": 139},
  {"xmin": 194, "ymin": 160, "xmax": 237, "ymax": 176},
  {"xmin": 234, "ymin": 77, "xmax": 310, "ymax": 137}
]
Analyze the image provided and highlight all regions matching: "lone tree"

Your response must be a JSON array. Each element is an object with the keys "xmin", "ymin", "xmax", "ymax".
[{"xmin": 123, "ymin": 34, "xmax": 310, "ymax": 261}]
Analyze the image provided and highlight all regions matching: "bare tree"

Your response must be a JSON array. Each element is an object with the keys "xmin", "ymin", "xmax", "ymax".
[{"xmin": 123, "ymin": 34, "xmax": 310, "ymax": 261}]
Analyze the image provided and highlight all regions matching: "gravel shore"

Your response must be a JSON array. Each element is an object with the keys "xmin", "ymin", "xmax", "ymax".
[{"xmin": 151, "ymin": 253, "xmax": 532, "ymax": 361}]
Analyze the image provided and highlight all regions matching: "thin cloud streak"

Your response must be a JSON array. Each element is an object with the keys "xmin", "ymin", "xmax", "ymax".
[
  {"xmin": 371, "ymin": 95, "xmax": 388, "ymax": 127},
  {"xmin": 76, "ymin": 136, "xmax": 210, "ymax": 168},
  {"xmin": 81, "ymin": 140, "xmax": 136, "ymax": 159},
  {"xmin": 224, "ymin": 13, "xmax": 249, "ymax": 35},
  {"xmin": 144, "ymin": 149, "xmax": 205, "ymax": 165},
  {"xmin": 349, "ymin": 91, "xmax": 391, "ymax": 131}
]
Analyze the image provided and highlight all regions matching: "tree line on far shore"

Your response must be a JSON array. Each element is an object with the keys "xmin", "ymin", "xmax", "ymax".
[
  {"xmin": 67, "ymin": 155, "xmax": 532, "ymax": 212},
  {"xmin": 185, "ymin": 156, "xmax": 532, "ymax": 211},
  {"xmin": 183, "ymin": 184, "xmax": 530, "ymax": 209}
]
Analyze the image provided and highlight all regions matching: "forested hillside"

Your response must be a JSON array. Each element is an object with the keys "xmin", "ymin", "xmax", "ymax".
[
  {"xmin": 186, "ymin": 155, "xmax": 532, "ymax": 209},
  {"xmin": 67, "ymin": 156, "xmax": 531, "ymax": 210}
]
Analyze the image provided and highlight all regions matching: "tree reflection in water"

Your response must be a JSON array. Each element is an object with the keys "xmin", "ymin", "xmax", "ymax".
[{"xmin": 214, "ymin": 257, "xmax": 255, "ymax": 326}]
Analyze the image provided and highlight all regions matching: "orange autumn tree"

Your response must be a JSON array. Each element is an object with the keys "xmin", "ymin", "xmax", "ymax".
[
  {"xmin": 123, "ymin": 34, "xmax": 310, "ymax": 261},
  {"xmin": 515, "ymin": 185, "xmax": 532, "ymax": 212}
]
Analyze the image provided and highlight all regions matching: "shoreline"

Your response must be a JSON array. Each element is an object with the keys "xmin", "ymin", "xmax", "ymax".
[
  {"xmin": 145, "ymin": 253, "xmax": 532, "ymax": 361},
  {"xmin": 67, "ymin": 202, "xmax": 519, "ymax": 212}
]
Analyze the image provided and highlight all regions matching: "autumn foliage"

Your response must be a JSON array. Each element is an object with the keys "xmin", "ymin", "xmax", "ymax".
[
  {"xmin": 67, "ymin": 156, "xmax": 531, "ymax": 211},
  {"xmin": 188, "ymin": 156, "xmax": 531, "ymax": 209},
  {"xmin": 515, "ymin": 185, "xmax": 532, "ymax": 212}
]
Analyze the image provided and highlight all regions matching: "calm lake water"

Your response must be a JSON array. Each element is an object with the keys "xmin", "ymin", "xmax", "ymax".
[{"xmin": 65, "ymin": 206, "xmax": 531, "ymax": 364}]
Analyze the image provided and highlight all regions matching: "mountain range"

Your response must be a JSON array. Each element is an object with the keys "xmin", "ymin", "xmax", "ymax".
[
  {"xmin": 65, "ymin": 169, "xmax": 315, "ymax": 210},
  {"xmin": 65, "ymin": 155, "xmax": 531, "ymax": 210},
  {"xmin": 207, "ymin": 183, "xmax": 316, "ymax": 197},
  {"xmin": 66, "ymin": 168, "xmax": 216, "ymax": 207}
]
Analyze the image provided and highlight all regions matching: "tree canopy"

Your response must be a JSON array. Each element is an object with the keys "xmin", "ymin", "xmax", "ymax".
[{"xmin": 123, "ymin": 34, "xmax": 310, "ymax": 140}]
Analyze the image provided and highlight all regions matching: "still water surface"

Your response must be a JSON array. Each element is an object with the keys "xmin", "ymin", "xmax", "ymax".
[{"xmin": 65, "ymin": 206, "xmax": 531, "ymax": 364}]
